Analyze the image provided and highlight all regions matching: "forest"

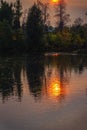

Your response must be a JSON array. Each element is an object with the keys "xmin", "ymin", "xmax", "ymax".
[{"xmin": 0, "ymin": 0, "xmax": 87, "ymax": 54}]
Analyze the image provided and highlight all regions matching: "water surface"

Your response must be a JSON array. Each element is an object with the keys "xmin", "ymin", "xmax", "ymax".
[{"xmin": 0, "ymin": 54, "xmax": 87, "ymax": 130}]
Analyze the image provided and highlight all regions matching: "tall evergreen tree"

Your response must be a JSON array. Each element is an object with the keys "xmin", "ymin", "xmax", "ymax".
[
  {"xmin": 55, "ymin": 0, "xmax": 70, "ymax": 32},
  {"xmin": 0, "ymin": 0, "xmax": 14, "ymax": 25},
  {"xmin": 13, "ymin": 0, "xmax": 22, "ymax": 29},
  {"xmin": 26, "ymin": 3, "xmax": 44, "ymax": 52},
  {"xmin": 37, "ymin": 0, "xmax": 49, "ymax": 26},
  {"xmin": 37, "ymin": 0, "xmax": 50, "ymax": 33}
]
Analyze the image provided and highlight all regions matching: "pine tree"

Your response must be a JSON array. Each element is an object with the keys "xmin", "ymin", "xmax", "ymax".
[
  {"xmin": 55, "ymin": 0, "xmax": 70, "ymax": 32},
  {"xmin": 26, "ymin": 3, "xmax": 44, "ymax": 52},
  {"xmin": 0, "ymin": 0, "xmax": 14, "ymax": 25},
  {"xmin": 13, "ymin": 0, "xmax": 22, "ymax": 29}
]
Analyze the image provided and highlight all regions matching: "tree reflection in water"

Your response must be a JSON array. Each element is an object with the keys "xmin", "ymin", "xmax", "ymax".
[
  {"xmin": 0, "ymin": 57, "xmax": 23, "ymax": 102},
  {"xmin": 26, "ymin": 55, "xmax": 45, "ymax": 101},
  {"xmin": 0, "ymin": 54, "xmax": 87, "ymax": 103}
]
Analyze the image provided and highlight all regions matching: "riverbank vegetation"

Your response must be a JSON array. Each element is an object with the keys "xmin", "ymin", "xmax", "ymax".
[{"xmin": 0, "ymin": 0, "xmax": 87, "ymax": 54}]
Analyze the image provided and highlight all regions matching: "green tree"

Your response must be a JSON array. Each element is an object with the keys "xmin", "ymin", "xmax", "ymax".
[{"xmin": 26, "ymin": 3, "xmax": 44, "ymax": 52}]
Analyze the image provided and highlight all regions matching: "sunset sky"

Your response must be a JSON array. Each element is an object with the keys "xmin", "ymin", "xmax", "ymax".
[{"xmin": 8, "ymin": 0, "xmax": 87, "ymax": 25}]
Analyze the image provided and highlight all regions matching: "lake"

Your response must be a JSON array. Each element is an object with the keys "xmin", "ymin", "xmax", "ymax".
[{"xmin": 0, "ymin": 53, "xmax": 87, "ymax": 130}]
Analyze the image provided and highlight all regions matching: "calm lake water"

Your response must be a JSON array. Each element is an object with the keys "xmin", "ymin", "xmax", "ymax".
[{"xmin": 0, "ymin": 54, "xmax": 87, "ymax": 130}]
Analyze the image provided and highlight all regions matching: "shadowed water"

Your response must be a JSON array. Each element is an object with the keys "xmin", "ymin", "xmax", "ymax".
[{"xmin": 0, "ymin": 54, "xmax": 87, "ymax": 130}]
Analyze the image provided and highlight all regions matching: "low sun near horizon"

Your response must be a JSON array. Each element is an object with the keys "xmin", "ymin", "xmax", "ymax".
[{"xmin": 52, "ymin": 0, "xmax": 60, "ymax": 3}]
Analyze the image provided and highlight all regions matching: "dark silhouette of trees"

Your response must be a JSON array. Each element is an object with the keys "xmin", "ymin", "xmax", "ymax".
[
  {"xmin": 0, "ymin": 0, "xmax": 87, "ymax": 53},
  {"xmin": 74, "ymin": 17, "xmax": 83, "ymax": 27},
  {"xmin": 0, "ymin": 0, "xmax": 25, "ymax": 53},
  {"xmin": 26, "ymin": 3, "xmax": 44, "ymax": 52},
  {"xmin": 13, "ymin": 0, "xmax": 22, "ymax": 29},
  {"xmin": 0, "ymin": 20, "xmax": 13, "ymax": 52},
  {"xmin": 26, "ymin": 55, "xmax": 45, "ymax": 101},
  {"xmin": 37, "ymin": 0, "xmax": 50, "ymax": 32},
  {"xmin": 0, "ymin": 0, "xmax": 14, "ymax": 25},
  {"xmin": 55, "ymin": 0, "xmax": 70, "ymax": 32},
  {"xmin": 0, "ymin": 1, "xmax": 14, "ymax": 52},
  {"xmin": 0, "ymin": 57, "xmax": 23, "ymax": 102},
  {"xmin": 70, "ymin": 17, "xmax": 85, "ymax": 50}
]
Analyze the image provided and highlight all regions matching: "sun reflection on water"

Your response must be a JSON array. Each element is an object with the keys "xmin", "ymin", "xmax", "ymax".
[
  {"xmin": 49, "ymin": 82, "xmax": 61, "ymax": 97},
  {"xmin": 46, "ymin": 77, "xmax": 66, "ymax": 102}
]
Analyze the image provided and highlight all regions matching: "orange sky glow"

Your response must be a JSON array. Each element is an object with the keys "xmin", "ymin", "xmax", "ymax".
[{"xmin": 7, "ymin": 0, "xmax": 87, "ymax": 25}]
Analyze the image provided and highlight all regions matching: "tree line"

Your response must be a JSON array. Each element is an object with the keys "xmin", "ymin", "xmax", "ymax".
[{"xmin": 0, "ymin": 0, "xmax": 87, "ymax": 54}]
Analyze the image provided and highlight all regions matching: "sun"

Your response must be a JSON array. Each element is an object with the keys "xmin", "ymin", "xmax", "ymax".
[{"xmin": 52, "ymin": 0, "xmax": 60, "ymax": 3}]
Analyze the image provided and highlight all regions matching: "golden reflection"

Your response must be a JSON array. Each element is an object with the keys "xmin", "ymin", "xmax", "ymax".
[
  {"xmin": 46, "ymin": 78, "xmax": 66, "ymax": 102},
  {"xmin": 43, "ymin": 63, "xmax": 67, "ymax": 101},
  {"xmin": 49, "ymin": 82, "xmax": 61, "ymax": 97}
]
